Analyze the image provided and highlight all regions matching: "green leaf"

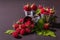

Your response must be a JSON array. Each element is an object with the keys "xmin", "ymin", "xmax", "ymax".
[
  {"xmin": 48, "ymin": 30, "xmax": 56, "ymax": 37},
  {"xmin": 36, "ymin": 31, "xmax": 42, "ymax": 35},
  {"xmin": 36, "ymin": 9, "xmax": 40, "ymax": 15},
  {"xmin": 5, "ymin": 30, "xmax": 15, "ymax": 35},
  {"xmin": 45, "ymin": 30, "xmax": 56, "ymax": 37},
  {"xmin": 36, "ymin": 30, "xmax": 56, "ymax": 37}
]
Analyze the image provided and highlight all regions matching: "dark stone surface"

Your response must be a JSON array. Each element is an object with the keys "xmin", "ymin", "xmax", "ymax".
[{"xmin": 0, "ymin": 0, "xmax": 60, "ymax": 40}]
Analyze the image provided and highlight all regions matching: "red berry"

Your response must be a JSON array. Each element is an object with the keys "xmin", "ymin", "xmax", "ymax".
[
  {"xmin": 25, "ymin": 28, "xmax": 31, "ymax": 33},
  {"xmin": 19, "ymin": 18, "xmax": 24, "ymax": 23},
  {"xmin": 21, "ymin": 24, "xmax": 26, "ymax": 29},
  {"xmin": 40, "ymin": 8, "xmax": 45, "ymax": 14},
  {"xmin": 38, "ymin": 5, "xmax": 43, "ymax": 9},
  {"xmin": 20, "ymin": 29, "xmax": 25, "ymax": 35},
  {"xmin": 31, "ymin": 3, "xmax": 37, "ymax": 11},
  {"xmin": 44, "ymin": 23, "xmax": 49, "ymax": 30},
  {"xmin": 16, "ymin": 28, "xmax": 21, "ymax": 34},
  {"xmin": 12, "ymin": 31, "xmax": 18, "ymax": 38},
  {"xmin": 24, "ymin": 4, "xmax": 31, "ymax": 11},
  {"xmin": 30, "ymin": 24, "xmax": 34, "ymax": 28},
  {"xmin": 12, "ymin": 24, "xmax": 19, "ymax": 30},
  {"xmin": 25, "ymin": 21, "xmax": 31, "ymax": 27}
]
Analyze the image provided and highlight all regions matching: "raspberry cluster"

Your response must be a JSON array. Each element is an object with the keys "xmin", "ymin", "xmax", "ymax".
[{"xmin": 12, "ymin": 16, "xmax": 34, "ymax": 38}]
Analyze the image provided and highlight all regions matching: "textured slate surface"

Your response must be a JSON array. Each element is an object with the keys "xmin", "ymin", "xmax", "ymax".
[{"xmin": 0, "ymin": 0, "xmax": 60, "ymax": 40}]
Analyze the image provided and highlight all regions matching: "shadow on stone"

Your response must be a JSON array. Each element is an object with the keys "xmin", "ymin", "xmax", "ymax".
[
  {"xmin": 49, "ymin": 28, "xmax": 56, "ymax": 32},
  {"xmin": 50, "ymin": 23, "xmax": 60, "ymax": 29},
  {"xmin": 23, "ymin": 32, "xmax": 35, "ymax": 36},
  {"xmin": 15, "ymin": 36, "xmax": 22, "ymax": 39}
]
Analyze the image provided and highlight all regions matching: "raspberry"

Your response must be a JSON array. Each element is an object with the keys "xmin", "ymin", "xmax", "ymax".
[
  {"xmin": 12, "ymin": 31, "xmax": 18, "ymax": 38},
  {"xmin": 12, "ymin": 24, "xmax": 19, "ymax": 30},
  {"xmin": 44, "ymin": 23, "xmax": 49, "ymax": 30},
  {"xmin": 40, "ymin": 8, "xmax": 45, "ymax": 14},
  {"xmin": 21, "ymin": 24, "xmax": 26, "ymax": 29},
  {"xmin": 25, "ymin": 28, "xmax": 31, "ymax": 33},
  {"xmin": 23, "ymin": 4, "xmax": 31, "ymax": 11},
  {"xmin": 25, "ymin": 21, "xmax": 31, "ymax": 27},
  {"xmin": 30, "ymin": 24, "xmax": 34, "ymax": 28},
  {"xmin": 38, "ymin": 5, "xmax": 43, "ymax": 9},
  {"xmin": 31, "ymin": 3, "xmax": 37, "ymax": 11},
  {"xmin": 19, "ymin": 18, "xmax": 23, "ymax": 23},
  {"xmin": 20, "ymin": 29, "xmax": 25, "ymax": 35},
  {"xmin": 15, "ymin": 28, "xmax": 21, "ymax": 34}
]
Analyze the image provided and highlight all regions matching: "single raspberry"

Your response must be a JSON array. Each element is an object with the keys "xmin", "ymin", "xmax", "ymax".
[
  {"xmin": 15, "ymin": 28, "xmax": 21, "ymax": 34},
  {"xmin": 25, "ymin": 28, "xmax": 31, "ymax": 33},
  {"xmin": 19, "ymin": 18, "xmax": 24, "ymax": 23},
  {"xmin": 31, "ymin": 3, "xmax": 37, "ymax": 11},
  {"xmin": 20, "ymin": 29, "xmax": 25, "ymax": 35},
  {"xmin": 12, "ymin": 31, "xmax": 18, "ymax": 38},
  {"xmin": 38, "ymin": 5, "xmax": 43, "ymax": 9},
  {"xmin": 44, "ymin": 23, "xmax": 49, "ymax": 30},
  {"xmin": 21, "ymin": 24, "xmax": 26, "ymax": 29},
  {"xmin": 25, "ymin": 21, "xmax": 31, "ymax": 27},
  {"xmin": 12, "ymin": 24, "xmax": 19, "ymax": 30},
  {"xmin": 30, "ymin": 24, "xmax": 34, "ymax": 28},
  {"xmin": 40, "ymin": 8, "xmax": 45, "ymax": 14},
  {"xmin": 23, "ymin": 4, "xmax": 31, "ymax": 11}
]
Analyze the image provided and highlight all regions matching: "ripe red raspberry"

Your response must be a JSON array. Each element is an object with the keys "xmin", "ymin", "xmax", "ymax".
[
  {"xmin": 40, "ymin": 8, "xmax": 45, "ymax": 14},
  {"xmin": 16, "ymin": 18, "xmax": 23, "ymax": 24},
  {"xmin": 20, "ymin": 29, "xmax": 25, "ymax": 35},
  {"xmin": 23, "ymin": 4, "xmax": 31, "ymax": 11},
  {"xmin": 44, "ymin": 23, "xmax": 49, "ymax": 30},
  {"xmin": 31, "ymin": 3, "xmax": 37, "ymax": 11},
  {"xmin": 12, "ymin": 31, "xmax": 18, "ymax": 38},
  {"xmin": 21, "ymin": 24, "xmax": 26, "ymax": 29},
  {"xmin": 15, "ymin": 28, "xmax": 21, "ymax": 34},
  {"xmin": 38, "ymin": 5, "xmax": 43, "ymax": 9},
  {"xmin": 30, "ymin": 24, "xmax": 34, "ymax": 28},
  {"xmin": 19, "ymin": 18, "xmax": 24, "ymax": 23},
  {"xmin": 25, "ymin": 28, "xmax": 31, "ymax": 33},
  {"xmin": 12, "ymin": 24, "xmax": 19, "ymax": 30},
  {"xmin": 25, "ymin": 21, "xmax": 31, "ymax": 27}
]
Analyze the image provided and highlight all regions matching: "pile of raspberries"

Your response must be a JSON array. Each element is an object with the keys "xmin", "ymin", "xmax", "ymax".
[{"xmin": 12, "ymin": 16, "xmax": 35, "ymax": 38}]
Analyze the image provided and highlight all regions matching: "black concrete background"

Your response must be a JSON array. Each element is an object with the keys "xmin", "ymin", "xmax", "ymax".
[{"xmin": 0, "ymin": 0, "xmax": 60, "ymax": 40}]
